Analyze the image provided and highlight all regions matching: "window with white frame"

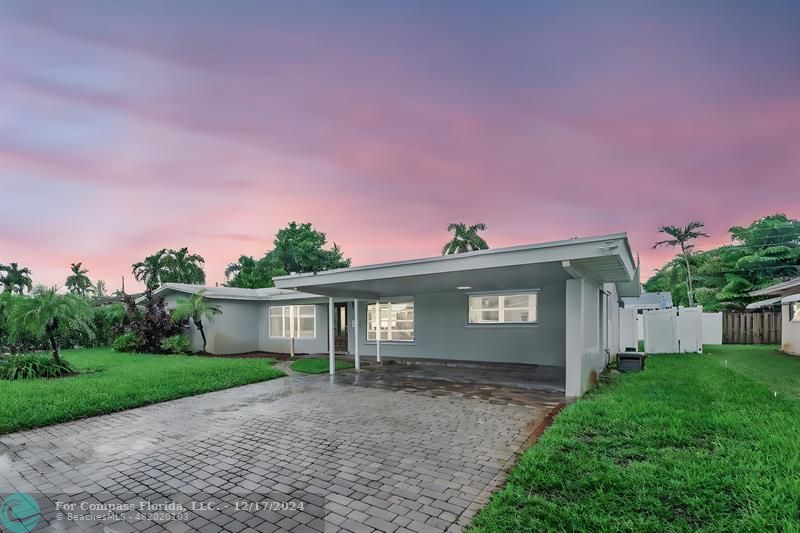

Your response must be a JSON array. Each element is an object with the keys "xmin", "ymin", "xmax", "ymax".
[
  {"xmin": 269, "ymin": 305, "xmax": 316, "ymax": 338},
  {"xmin": 792, "ymin": 302, "xmax": 800, "ymax": 322},
  {"xmin": 367, "ymin": 301, "xmax": 414, "ymax": 341},
  {"xmin": 469, "ymin": 292, "xmax": 538, "ymax": 324}
]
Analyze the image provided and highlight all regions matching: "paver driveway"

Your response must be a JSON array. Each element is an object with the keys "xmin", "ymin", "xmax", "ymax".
[{"xmin": 0, "ymin": 371, "xmax": 562, "ymax": 533}]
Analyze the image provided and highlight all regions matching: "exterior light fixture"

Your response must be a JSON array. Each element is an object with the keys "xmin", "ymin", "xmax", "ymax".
[{"xmin": 456, "ymin": 286, "xmax": 472, "ymax": 290}]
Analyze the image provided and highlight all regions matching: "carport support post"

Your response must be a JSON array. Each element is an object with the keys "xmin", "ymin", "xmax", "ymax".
[
  {"xmin": 375, "ymin": 299, "xmax": 381, "ymax": 363},
  {"xmin": 328, "ymin": 297, "xmax": 335, "ymax": 375},
  {"xmin": 354, "ymin": 299, "xmax": 360, "ymax": 370}
]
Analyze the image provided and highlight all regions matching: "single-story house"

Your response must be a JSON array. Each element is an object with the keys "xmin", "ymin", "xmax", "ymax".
[
  {"xmin": 749, "ymin": 277, "xmax": 800, "ymax": 355},
  {"xmin": 150, "ymin": 233, "xmax": 640, "ymax": 397}
]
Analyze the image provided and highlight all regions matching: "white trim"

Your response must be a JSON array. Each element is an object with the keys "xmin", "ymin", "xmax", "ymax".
[
  {"xmin": 367, "ymin": 300, "xmax": 415, "ymax": 342},
  {"xmin": 269, "ymin": 304, "xmax": 316, "ymax": 338},
  {"xmin": 792, "ymin": 302, "xmax": 800, "ymax": 323},
  {"xmin": 468, "ymin": 292, "xmax": 538, "ymax": 325}
]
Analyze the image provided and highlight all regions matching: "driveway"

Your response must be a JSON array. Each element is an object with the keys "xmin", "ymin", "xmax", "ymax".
[{"xmin": 0, "ymin": 371, "xmax": 562, "ymax": 533}]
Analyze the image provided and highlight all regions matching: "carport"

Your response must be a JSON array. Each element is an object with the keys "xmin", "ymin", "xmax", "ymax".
[{"xmin": 274, "ymin": 233, "xmax": 639, "ymax": 397}]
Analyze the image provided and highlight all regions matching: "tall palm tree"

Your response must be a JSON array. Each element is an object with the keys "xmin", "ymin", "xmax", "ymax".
[
  {"xmin": 65, "ymin": 262, "xmax": 94, "ymax": 297},
  {"xmin": 10, "ymin": 287, "xmax": 94, "ymax": 364},
  {"xmin": 0, "ymin": 262, "xmax": 33, "ymax": 294},
  {"xmin": 132, "ymin": 250, "xmax": 168, "ymax": 290},
  {"xmin": 171, "ymin": 291, "xmax": 222, "ymax": 352},
  {"xmin": 653, "ymin": 221, "xmax": 709, "ymax": 307},
  {"xmin": 163, "ymin": 247, "xmax": 205, "ymax": 284},
  {"xmin": 441, "ymin": 223, "xmax": 489, "ymax": 255}
]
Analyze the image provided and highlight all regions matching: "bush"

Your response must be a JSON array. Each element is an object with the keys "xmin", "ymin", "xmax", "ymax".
[
  {"xmin": 160, "ymin": 334, "xmax": 192, "ymax": 354},
  {"xmin": 0, "ymin": 354, "xmax": 74, "ymax": 380},
  {"xmin": 112, "ymin": 332, "xmax": 141, "ymax": 353}
]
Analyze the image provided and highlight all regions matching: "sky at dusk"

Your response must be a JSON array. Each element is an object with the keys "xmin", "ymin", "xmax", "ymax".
[{"xmin": 1, "ymin": 1, "xmax": 798, "ymax": 291}]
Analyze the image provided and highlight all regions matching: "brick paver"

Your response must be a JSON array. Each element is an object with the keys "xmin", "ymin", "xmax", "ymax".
[{"xmin": 0, "ymin": 370, "xmax": 561, "ymax": 532}]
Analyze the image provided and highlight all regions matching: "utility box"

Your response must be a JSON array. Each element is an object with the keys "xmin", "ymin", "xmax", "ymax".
[{"xmin": 617, "ymin": 352, "xmax": 647, "ymax": 373}]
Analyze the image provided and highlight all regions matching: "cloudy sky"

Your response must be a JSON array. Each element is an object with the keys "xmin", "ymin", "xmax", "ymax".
[{"xmin": 1, "ymin": 1, "xmax": 798, "ymax": 291}]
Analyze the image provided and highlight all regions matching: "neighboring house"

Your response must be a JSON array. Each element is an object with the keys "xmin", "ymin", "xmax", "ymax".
[
  {"xmin": 749, "ymin": 278, "xmax": 800, "ymax": 355},
  {"xmin": 621, "ymin": 292, "xmax": 673, "ymax": 312},
  {"xmin": 152, "ymin": 233, "xmax": 640, "ymax": 397}
]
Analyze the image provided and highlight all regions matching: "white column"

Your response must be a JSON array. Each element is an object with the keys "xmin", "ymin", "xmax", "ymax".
[
  {"xmin": 354, "ymin": 299, "xmax": 360, "ymax": 370},
  {"xmin": 565, "ymin": 278, "xmax": 584, "ymax": 397},
  {"xmin": 328, "ymin": 297, "xmax": 335, "ymax": 375},
  {"xmin": 375, "ymin": 299, "xmax": 381, "ymax": 363}
]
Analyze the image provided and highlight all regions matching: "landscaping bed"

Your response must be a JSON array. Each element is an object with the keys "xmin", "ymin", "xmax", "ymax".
[
  {"xmin": 0, "ymin": 347, "xmax": 285, "ymax": 434},
  {"xmin": 472, "ymin": 346, "xmax": 800, "ymax": 531}
]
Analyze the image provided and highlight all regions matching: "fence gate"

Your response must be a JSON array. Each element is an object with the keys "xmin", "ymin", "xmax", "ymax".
[{"xmin": 722, "ymin": 311, "xmax": 782, "ymax": 344}]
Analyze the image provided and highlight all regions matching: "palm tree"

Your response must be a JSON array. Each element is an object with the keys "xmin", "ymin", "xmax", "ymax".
[
  {"xmin": 65, "ymin": 262, "xmax": 94, "ymax": 297},
  {"xmin": 163, "ymin": 247, "xmax": 205, "ymax": 284},
  {"xmin": 441, "ymin": 223, "xmax": 489, "ymax": 255},
  {"xmin": 653, "ymin": 221, "xmax": 709, "ymax": 307},
  {"xmin": 94, "ymin": 279, "xmax": 107, "ymax": 298},
  {"xmin": 132, "ymin": 250, "xmax": 168, "ymax": 290},
  {"xmin": 0, "ymin": 262, "xmax": 33, "ymax": 294},
  {"xmin": 10, "ymin": 287, "xmax": 94, "ymax": 364},
  {"xmin": 171, "ymin": 291, "xmax": 222, "ymax": 352},
  {"xmin": 224, "ymin": 262, "xmax": 242, "ymax": 283}
]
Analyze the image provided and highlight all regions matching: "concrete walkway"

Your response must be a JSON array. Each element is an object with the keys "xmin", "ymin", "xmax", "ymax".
[{"xmin": 0, "ymin": 372, "xmax": 561, "ymax": 532}]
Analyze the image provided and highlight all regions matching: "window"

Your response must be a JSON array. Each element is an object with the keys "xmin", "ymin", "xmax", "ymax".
[
  {"xmin": 793, "ymin": 302, "xmax": 800, "ymax": 322},
  {"xmin": 269, "ymin": 305, "xmax": 316, "ymax": 338},
  {"xmin": 367, "ymin": 301, "xmax": 414, "ymax": 341},
  {"xmin": 469, "ymin": 292, "xmax": 537, "ymax": 324}
]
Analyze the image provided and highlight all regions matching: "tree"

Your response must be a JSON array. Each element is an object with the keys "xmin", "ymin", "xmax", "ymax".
[
  {"xmin": 272, "ymin": 222, "xmax": 351, "ymax": 273},
  {"xmin": 171, "ymin": 291, "xmax": 222, "ymax": 352},
  {"xmin": 644, "ymin": 214, "xmax": 800, "ymax": 310},
  {"xmin": 133, "ymin": 248, "xmax": 205, "ymax": 289},
  {"xmin": 652, "ymin": 221, "xmax": 708, "ymax": 307},
  {"xmin": 132, "ymin": 250, "xmax": 168, "ymax": 290},
  {"xmin": 161, "ymin": 247, "xmax": 206, "ymax": 284},
  {"xmin": 225, "ymin": 254, "xmax": 285, "ymax": 288},
  {"xmin": 0, "ymin": 262, "xmax": 33, "ymax": 294},
  {"xmin": 94, "ymin": 280, "xmax": 107, "ymax": 298},
  {"xmin": 441, "ymin": 223, "xmax": 489, "ymax": 255},
  {"xmin": 122, "ymin": 290, "xmax": 179, "ymax": 352},
  {"xmin": 9, "ymin": 287, "xmax": 94, "ymax": 364},
  {"xmin": 227, "ymin": 222, "xmax": 350, "ymax": 288},
  {"xmin": 65, "ymin": 262, "xmax": 94, "ymax": 297}
]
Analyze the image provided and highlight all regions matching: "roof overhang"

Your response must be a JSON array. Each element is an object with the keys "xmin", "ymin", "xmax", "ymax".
[
  {"xmin": 274, "ymin": 233, "xmax": 637, "ymax": 298},
  {"xmin": 783, "ymin": 293, "xmax": 800, "ymax": 304},
  {"xmin": 745, "ymin": 296, "xmax": 783, "ymax": 310},
  {"xmin": 749, "ymin": 277, "xmax": 800, "ymax": 297}
]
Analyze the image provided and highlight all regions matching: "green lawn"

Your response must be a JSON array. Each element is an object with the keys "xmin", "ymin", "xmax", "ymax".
[
  {"xmin": 290, "ymin": 358, "xmax": 355, "ymax": 374},
  {"xmin": 0, "ymin": 348, "xmax": 285, "ymax": 434},
  {"xmin": 472, "ymin": 346, "xmax": 800, "ymax": 532},
  {"xmin": 706, "ymin": 344, "xmax": 800, "ymax": 401}
]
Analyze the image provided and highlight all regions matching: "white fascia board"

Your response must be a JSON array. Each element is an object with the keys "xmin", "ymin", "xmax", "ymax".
[
  {"xmin": 275, "ymin": 234, "xmax": 634, "ymax": 290},
  {"xmin": 782, "ymin": 293, "xmax": 800, "ymax": 304}
]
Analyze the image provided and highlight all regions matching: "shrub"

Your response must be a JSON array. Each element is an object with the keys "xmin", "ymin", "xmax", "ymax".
[
  {"xmin": 160, "ymin": 334, "xmax": 192, "ymax": 354},
  {"xmin": 123, "ymin": 291, "xmax": 179, "ymax": 352},
  {"xmin": 112, "ymin": 332, "xmax": 141, "ymax": 353},
  {"xmin": 0, "ymin": 353, "xmax": 74, "ymax": 380}
]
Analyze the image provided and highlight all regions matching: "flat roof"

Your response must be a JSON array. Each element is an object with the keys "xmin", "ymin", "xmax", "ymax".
[
  {"xmin": 274, "ymin": 233, "xmax": 638, "ymax": 297},
  {"xmin": 139, "ymin": 283, "xmax": 319, "ymax": 302}
]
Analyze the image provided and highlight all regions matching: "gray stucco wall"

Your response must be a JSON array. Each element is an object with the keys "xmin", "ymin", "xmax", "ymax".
[
  {"xmin": 163, "ymin": 294, "xmax": 261, "ymax": 354},
  {"xmin": 259, "ymin": 300, "xmax": 330, "ymax": 354},
  {"xmin": 353, "ymin": 282, "xmax": 567, "ymax": 367}
]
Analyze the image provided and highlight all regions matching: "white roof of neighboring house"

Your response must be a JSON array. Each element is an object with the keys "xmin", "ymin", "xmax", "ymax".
[
  {"xmin": 745, "ymin": 296, "xmax": 784, "ymax": 310},
  {"xmin": 621, "ymin": 292, "xmax": 673, "ymax": 309},
  {"xmin": 749, "ymin": 277, "xmax": 800, "ymax": 297},
  {"xmin": 783, "ymin": 293, "xmax": 800, "ymax": 304}
]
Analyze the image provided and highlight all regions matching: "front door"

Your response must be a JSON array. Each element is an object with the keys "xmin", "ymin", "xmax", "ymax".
[{"xmin": 334, "ymin": 303, "xmax": 348, "ymax": 353}]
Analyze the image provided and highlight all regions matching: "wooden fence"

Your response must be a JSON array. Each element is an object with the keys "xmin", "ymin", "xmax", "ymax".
[{"xmin": 722, "ymin": 311, "xmax": 782, "ymax": 344}]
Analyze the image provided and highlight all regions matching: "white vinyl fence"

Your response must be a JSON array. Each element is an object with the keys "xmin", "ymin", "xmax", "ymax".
[
  {"xmin": 619, "ymin": 308, "xmax": 638, "ymax": 351},
  {"xmin": 702, "ymin": 312, "xmax": 723, "ymax": 345},
  {"xmin": 642, "ymin": 307, "xmax": 704, "ymax": 354}
]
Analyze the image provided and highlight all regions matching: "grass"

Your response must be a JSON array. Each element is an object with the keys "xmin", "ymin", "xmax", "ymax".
[
  {"xmin": 0, "ymin": 348, "xmax": 285, "ymax": 434},
  {"xmin": 706, "ymin": 344, "xmax": 800, "ymax": 402},
  {"xmin": 472, "ymin": 346, "xmax": 800, "ymax": 532},
  {"xmin": 290, "ymin": 358, "xmax": 355, "ymax": 374}
]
